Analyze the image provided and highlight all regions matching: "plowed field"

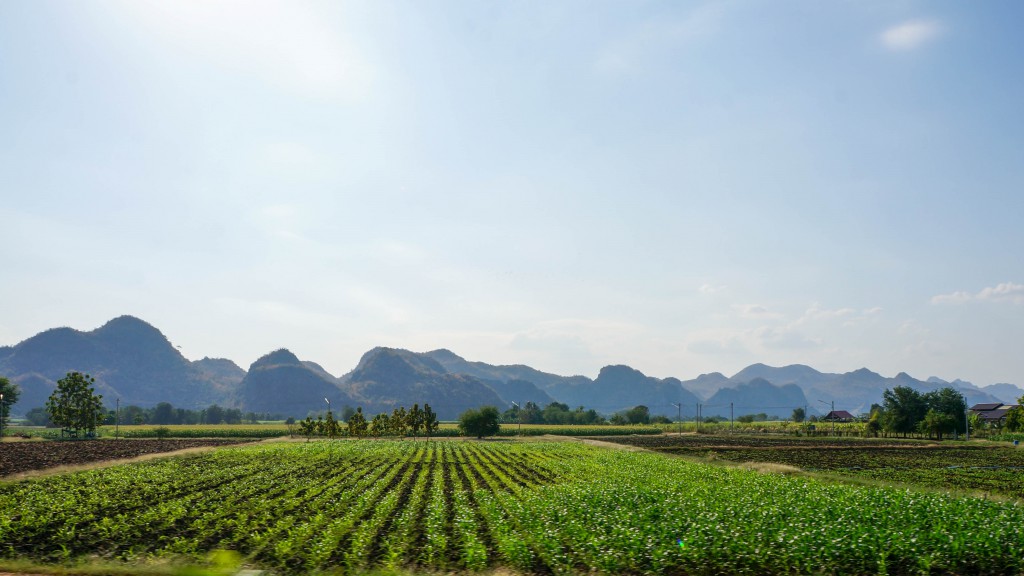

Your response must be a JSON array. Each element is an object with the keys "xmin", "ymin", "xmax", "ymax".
[
  {"xmin": 596, "ymin": 434, "xmax": 1024, "ymax": 498},
  {"xmin": 0, "ymin": 439, "xmax": 247, "ymax": 477}
]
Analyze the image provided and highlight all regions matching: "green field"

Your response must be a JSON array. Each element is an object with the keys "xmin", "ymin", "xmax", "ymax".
[{"xmin": 3, "ymin": 439, "xmax": 1024, "ymax": 575}]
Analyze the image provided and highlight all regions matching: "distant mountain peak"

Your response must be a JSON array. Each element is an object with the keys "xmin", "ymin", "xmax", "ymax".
[
  {"xmin": 696, "ymin": 372, "xmax": 727, "ymax": 380},
  {"xmin": 851, "ymin": 367, "xmax": 880, "ymax": 377},
  {"xmin": 97, "ymin": 315, "xmax": 156, "ymax": 331},
  {"xmin": 93, "ymin": 315, "xmax": 179, "ymax": 355},
  {"xmin": 251, "ymin": 349, "xmax": 302, "ymax": 370},
  {"xmin": 597, "ymin": 364, "xmax": 645, "ymax": 378},
  {"xmin": 350, "ymin": 347, "xmax": 446, "ymax": 382},
  {"xmin": 425, "ymin": 348, "xmax": 464, "ymax": 362}
]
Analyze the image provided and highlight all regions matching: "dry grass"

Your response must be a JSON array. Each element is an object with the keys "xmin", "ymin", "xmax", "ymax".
[
  {"xmin": 568, "ymin": 436, "xmax": 653, "ymax": 452},
  {"xmin": 739, "ymin": 461, "xmax": 803, "ymax": 475}
]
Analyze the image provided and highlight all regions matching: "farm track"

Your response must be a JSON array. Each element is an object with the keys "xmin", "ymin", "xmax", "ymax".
[{"xmin": 4, "ymin": 440, "xmax": 1024, "ymax": 575}]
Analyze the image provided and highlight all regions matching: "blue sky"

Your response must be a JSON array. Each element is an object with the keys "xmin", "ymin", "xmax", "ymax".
[{"xmin": 2, "ymin": 1, "xmax": 1023, "ymax": 386}]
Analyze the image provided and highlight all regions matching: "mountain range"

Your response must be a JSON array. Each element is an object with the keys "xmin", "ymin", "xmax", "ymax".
[{"xmin": 1, "ymin": 316, "xmax": 1020, "ymax": 419}]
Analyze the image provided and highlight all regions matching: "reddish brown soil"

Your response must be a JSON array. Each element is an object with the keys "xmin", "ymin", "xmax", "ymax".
[{"xmin": 0, "ymin": 439, "xmax": 247, "ymax": 477}]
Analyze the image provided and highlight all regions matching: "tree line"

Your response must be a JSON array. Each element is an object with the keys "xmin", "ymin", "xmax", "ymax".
[
  {"xmin": 501, "ymin": 401, "xmax": 659, "ymax": 425},
  {"xmin": 296, "ymin": 404, "xmax": 441, "ymax": 439},
  {"xmin": 869, "ymin": 386, "xmax": 967, "ymax": 439},
  {"xmin": 25, "ymin": 399, "xmax": 283, "ymax": 427}
]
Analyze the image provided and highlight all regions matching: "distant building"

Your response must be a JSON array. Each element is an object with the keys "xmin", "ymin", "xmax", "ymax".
[
  {"xmin": 823, "ymin": 410, "xmax": 856, "ymax": 422},
  {"xmin": 969, "ymin": 403, "xmax": 1018, "ymax": 425}
]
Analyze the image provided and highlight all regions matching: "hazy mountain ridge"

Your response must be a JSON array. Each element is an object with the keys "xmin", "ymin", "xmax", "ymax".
[
  {"xmin": 1, "ymin": 316, "xmax": 1018, "ymax": 419},
  {"xmin": 422, "ymin": 349, "xmax": 557, "ymax": 406},
  {"xmin": 237, "ymin": 349, "xmax": 353, "ymax": 416},
  {"xmin": 703, "ymin": 378, "xmax": 809, "ymax": 419},
  {"xmin": 342, "ymin": 347, "xmax": 506, "ymax": 419},
  {"xmin": 0, "ymin": 316, "xmax": 228, "ymax": 410}
]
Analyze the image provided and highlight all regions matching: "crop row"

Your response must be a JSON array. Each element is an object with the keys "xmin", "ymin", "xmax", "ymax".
[{"xmin": 3, "ymin": 440, "xmax": 1024, "ymax": 574}]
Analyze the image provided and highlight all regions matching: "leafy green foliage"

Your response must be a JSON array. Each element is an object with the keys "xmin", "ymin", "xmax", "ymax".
[
  {"xmin": 1005, "ymin": 397, "xmax": 1024, "ymax": 432},
  {"xmin": 3, "ymin": 441, "xmax": 1024, "ymax": 575},
  {"xmin": 323, "ymin": 411, "xmax": 342, "ymax": 439},
  {"xmin": 919, "ymin": 408, "xmax": 957, "ymax": 439},
  {"xmin": 423, "ymin": 403, "xmax": 439, "ymax": 437},
  {"xmin": 866, "ymin": 409, "xmax": 881, "ymax": 436},
  {"xmin": 882, "ymin": 386, "xmax": 967, "ymax": 438},
  {"xmin": 791, "ymin": 406, "xmax": 805, "ymax": 423},
  {"xmin": 407, "ymin": 403, "xmax": 424, "ymax": 437},
  {"xmin": 882, "ymin": 386, "xmax": 927, "ymax": 435},
  {"xmin": 347, "ymin": 407, "xmax": 368, "ymax": 437},
  {"xmin": 458, "ymin": 406, "xmax": 500, "ymax": 438},
  {"xmin": 45, "ymin": 372, "xmax": 105, "ymax": 437},
  {"xmin": 923, "ymin": 387, "xmax": 968, "ymax": 435},
  {"xmin": 0, "ymin": 376, "xmax": 19, "ymax": 430}
]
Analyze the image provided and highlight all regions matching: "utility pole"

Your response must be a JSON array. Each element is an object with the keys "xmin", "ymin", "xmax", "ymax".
[
  {"xmin": 0, "ymin": 393, "xmax": 4, "ymax": 440},
  {"xmin": 818, "ymin": 399, "xmax": 835, "ymax": 436},
  {"xmin": 116, "ymin": 398, "xmax": 120, "ymax": 439},
  {"xmin": 965, "ymin": 408, "xmax": 970, "ymax": 442},
  {"xmin": 730, "ymin": 402, "xmax": 734, "ymax": 432},
  {"xmin": 511, "ymin": 402, "xmax": 522, "ymax": 436},
  {"xmin": 672, "ymin": 402, "xmax": 681, "ymax": 435}
]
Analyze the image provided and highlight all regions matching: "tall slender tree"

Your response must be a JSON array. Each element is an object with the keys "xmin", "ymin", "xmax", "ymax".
[
  {"xmin": 423, "ymin": 403, "xmax": 439, "ymax": 439},
  {"xmin": 348, "ymin": 407, "xmax": 368, "ymax": 437},
  {"xmin": 407, "ymin": 403, "xmax": 424, "ymax": 438}
]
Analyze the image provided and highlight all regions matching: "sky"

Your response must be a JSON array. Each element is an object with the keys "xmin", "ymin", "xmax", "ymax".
[{"xmin": 2, "ymin": 1, "xmax": 1023, "ymax": 386}]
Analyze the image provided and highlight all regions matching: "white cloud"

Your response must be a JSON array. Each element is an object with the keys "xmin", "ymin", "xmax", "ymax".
[
  {"xmin": 977, "ymin": 283, "xmax": 1024, "ymax": 303},
  {"xmin": 880, "ymin": 19, "xmax": 942, "ymax": 51},
  {"xmin": 931, "ymin": 282, "xmax": 1024, "ymax": 305},
  {"xmin": 699, "ymin": 283, "xmax": 727, "ymax": 295},
  {"xmin": 732, "ymin": 304, "xmax": 781, "ymax": 319},
  {"xmin": 801, "ymin": 303, "xmax": 856, "ymax": 322}
]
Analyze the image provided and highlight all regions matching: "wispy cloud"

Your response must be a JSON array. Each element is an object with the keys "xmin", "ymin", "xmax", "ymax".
[
  {"xmin": 732, "ymin": 304, "xmax": 781, "ymax": 319},
  {"xmin": 687, "ymin": 334, "xmax": 748, "ymax": 355},
  {"xmin": 699, "ymin": 283, "xmax": 727, "ymax": 295},
  {"xmin": 880, "ymin": 19, "xmax": 943, "ymax": 51},
  {"xmin": 931, "ymin": 282, "xmax": 1024, "ymax": 305}
]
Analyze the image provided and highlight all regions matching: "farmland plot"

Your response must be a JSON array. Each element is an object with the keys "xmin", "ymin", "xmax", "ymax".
[
  {"xmin": 601, "ymin": 435, "xmax": 1024, "ymax": 499},
  {"xmin": 0, "ymin": 439, "xmax": 248, "ymax": 477},
  {"xmin": 2, "ymin": 440, "xmax": 1024, "ymax": 575}
]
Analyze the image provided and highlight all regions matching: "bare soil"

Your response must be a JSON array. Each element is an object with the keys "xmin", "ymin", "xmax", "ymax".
[{"xmin": 0, "ymin": 439, "xmax": 247, "ymax": 478}]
